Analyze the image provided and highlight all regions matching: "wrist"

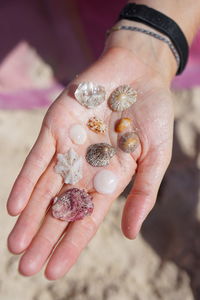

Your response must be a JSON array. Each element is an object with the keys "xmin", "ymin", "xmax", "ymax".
[
  {"xmin": 128, "ymin": 0, "xmax": 200, "ymax": 45},
  {"xmin": 104, "ymin": 20, "xmax": 177, "ymax": 83}
]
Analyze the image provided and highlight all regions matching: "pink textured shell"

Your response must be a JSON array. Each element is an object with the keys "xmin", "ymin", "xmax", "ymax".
[{"xmin": 52, "ymin": 188, "xmax": 94, "ymax": 222}]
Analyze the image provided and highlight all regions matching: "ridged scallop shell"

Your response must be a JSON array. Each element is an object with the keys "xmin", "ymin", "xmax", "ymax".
[
  {"xmin": 109, "ymin": 85, "xmax": 137, "ymax": 112},
  {"xmin": 119, "ymin": 132, "xmax": 139, "ymax": 153},
  {"xmin": 115, "ymin": 118, "xmax": 132, "ymax": 133},
  {"xmin": 87, "ymin": 117, "xmax": 107, "ymax": 134},
  {"xmin": 74, "ymin": 82, "xmax": 106, "ymax": 108},
  {"xmin": 86, "ymin": 143, "xmax": 116, "ymax": 167}
]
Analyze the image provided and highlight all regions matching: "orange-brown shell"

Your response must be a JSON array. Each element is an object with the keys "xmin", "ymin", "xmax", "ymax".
[
  {"xmin": 119, "ymin": 132, "xmax": 139, "ymax": 153},
  {"xmin": 115, "ymin": 118, "xmax": 132, "ymax": 133}
]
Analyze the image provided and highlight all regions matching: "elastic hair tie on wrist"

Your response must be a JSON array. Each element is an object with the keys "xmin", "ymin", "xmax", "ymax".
[
  {"xmin": 106, "ymin": 25, "xmax": 180, "ymax": 70},
  {"xmin": 116, "ymin": 3, "xmax": 189, "ymax": 75}
]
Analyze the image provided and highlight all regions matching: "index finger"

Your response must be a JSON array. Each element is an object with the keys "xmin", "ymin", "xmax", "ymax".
[{"xmin": 7, "ymin": 126, "xmax": 55, "ymax": 216}]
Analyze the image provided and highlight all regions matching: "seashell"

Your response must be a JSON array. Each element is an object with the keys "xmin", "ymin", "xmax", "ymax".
[
  {"xmin": 52, "ymin": 188, "xmax": 94, "ymax": 222},
  {"xmin": 119, "ymin": 132, "xmax": 139, "ymax": 153},
  {"xmin": 109, "ymin": 85, "xmax": 137, "ymax": 112},
  {"xmin": 74, "ymin": 82, "xmax": 106, "ymax": 108},
  {"xmin": 86, "ymin": 143, "xmax": 116, "ymax": 167},
  {"xmin": 87, "ymin": 117, "xmax": 107, "ymax": 134},
  {"xmin": 115, "ymin": 118, "xmax": 132, "ymax": 133},
  {"xmin": 54, "ymin": 148, "xmax": 82, "ymax": 184}
]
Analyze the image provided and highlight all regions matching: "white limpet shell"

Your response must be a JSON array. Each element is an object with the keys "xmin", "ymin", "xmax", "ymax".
[
  {"xmin": 74, "ymin": 82, "xmax": 106, "ymax": 108},
  {"xmin": 54, "ymin": 148, "xmax": 82, "ymax": 184},
  {"xmin": 69, "ymin": 124, "xmax": 87, "ymax": 145},
  {"xmin": 93, "ymin": 170, "xmax": 118, "ymax": 195},
  {"xmin": 109, "ymin": 85, "xmax": 137, "ymax": 112}
]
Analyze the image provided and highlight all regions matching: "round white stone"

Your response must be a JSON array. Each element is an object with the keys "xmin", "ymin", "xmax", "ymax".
[
  {"xmin": 93, "ymin": 170, "xmax": 118, "ymax": 195},
  {"xmin": 69, "ymin": 124, "xmax": 87, "ymax": 145}
]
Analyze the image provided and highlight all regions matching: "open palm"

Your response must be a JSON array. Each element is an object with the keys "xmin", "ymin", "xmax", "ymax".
[{"xmin": 7, "ymin": 48, "xmax": 174, "ymax": 280}]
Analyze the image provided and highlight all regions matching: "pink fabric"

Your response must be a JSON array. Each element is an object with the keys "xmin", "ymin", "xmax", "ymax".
[
  {"xmin": 0, "ymin": 1, "xmax": 199, "ymax": 110},
  {"xmin": 0, "ymin": 0, "xmax": 90, "ymax": 109}
]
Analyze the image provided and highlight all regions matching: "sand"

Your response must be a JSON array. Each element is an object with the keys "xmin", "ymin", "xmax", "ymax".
[{"xmin": 0, "ymin": 87, "xmax": 199, "ymax": 300}]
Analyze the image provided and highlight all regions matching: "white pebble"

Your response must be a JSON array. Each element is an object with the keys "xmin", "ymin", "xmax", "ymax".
[
  {"xmin": 69, "ymin": 124, "xmax": 87, "ymax": 145},
  {"xmin": 93, "ymin": 170, "xmax": 118, "ymax": 195}
]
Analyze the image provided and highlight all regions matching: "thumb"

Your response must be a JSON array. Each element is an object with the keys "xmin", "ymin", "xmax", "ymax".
[{"xmin": 121, "ymin": 148, "xmax": 171, "ymax": 239}]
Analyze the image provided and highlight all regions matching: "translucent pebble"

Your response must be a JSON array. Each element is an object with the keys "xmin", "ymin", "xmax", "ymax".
[
  {"xmin": 109, "ymin": 85, "xmax": 137, "ymax": 112},
  {"xmin": 69, "ymin": 124, "xmax": 87, "ymax": 144},
  {"xmin": 93, "ymin": 170, "xmax": 118, "ymax": 194},
  {"xmin": 74, "ymin": 82, "xmax": 106, "ymax": 108},
  {"xmin": 52, "ymin": 188, "xmax": 94, "ymax": 222}
]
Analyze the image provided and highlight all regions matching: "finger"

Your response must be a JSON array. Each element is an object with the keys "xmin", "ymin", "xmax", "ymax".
[
  {"xmin": 7, "ymin": 126, "xmax": 55, "ymax": 216},
  {"xmin": 45, "ymin": 192, "xmax": 119, "ymax": 280},
  {"xmin": 121, "ymin": 149, "xmax": 171, "ymax": 240},
  {"xmin": 7, "ymin": 160, "xmax": 63, "ymax": 254},
  {"xmin": 18, "ymin": 211, "xmax": 68, "ymax": 277},
  {"xmin": 18, "ymin": 191, "xmax": 112, "ymax": 277},
  {"xmin": 17, "ymin": 160, "xmax": 133, "ymax": 278}
]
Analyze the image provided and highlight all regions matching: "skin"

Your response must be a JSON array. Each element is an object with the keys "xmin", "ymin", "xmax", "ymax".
[{"xmin": 7, "ymin": 1, "xmax": 200, "ymax": 280}]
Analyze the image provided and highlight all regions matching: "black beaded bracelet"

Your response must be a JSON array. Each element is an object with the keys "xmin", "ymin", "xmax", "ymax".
[{"xmin": 118, "ymin": 3, "xmax": 189, "ymax": 75}]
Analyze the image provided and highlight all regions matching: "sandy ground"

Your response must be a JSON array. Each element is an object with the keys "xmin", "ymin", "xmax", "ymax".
[{"xmin": 0, "ymin": 88, "xmax": 199, "ymax": 300}]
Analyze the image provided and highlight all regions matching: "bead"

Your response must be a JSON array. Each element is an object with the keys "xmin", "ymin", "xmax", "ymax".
[
  {"xmin": 69, "ymin": 124, "xmax": 87, "ymax": 145},
  {"xmin": 74, "ymin": 82, "xmax": 106, "ymax": 108},
  {"xmin": 93, "ymin": 170, "xmax": 118, "ymax": 194}
]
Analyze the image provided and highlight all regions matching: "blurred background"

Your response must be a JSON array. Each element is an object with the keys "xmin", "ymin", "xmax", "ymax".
[{"xmin": 0, "ymin": 1, "xmax": 200, "ymax": 299}]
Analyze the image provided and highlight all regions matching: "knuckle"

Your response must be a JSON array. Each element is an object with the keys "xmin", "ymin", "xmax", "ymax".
[
  {"xmin": 18, "ymin": 173, "xmax": 35, "ymax": 188},
  {"xmin": 35, "ymin": 184, "xmax": 54, "ymax": 202},
  {"xmin": 28, "ymin": 151, "xmax": 46, "ymax": 169},
  {"xmin": 37, "ymin": 233, "xmax": 54, "ymax": 247},
  {"xmin": 81, "ymin": 217, "xmax": 98, "ymax": 237},
  {"xmin": 131, "ymin": 187, "xmax": 151, "ymax": 199}
]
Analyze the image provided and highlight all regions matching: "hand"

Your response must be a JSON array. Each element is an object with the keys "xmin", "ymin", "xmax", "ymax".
[{"xmin": 7, "ymin": 46, "xmax": 174, "ymax": 280}]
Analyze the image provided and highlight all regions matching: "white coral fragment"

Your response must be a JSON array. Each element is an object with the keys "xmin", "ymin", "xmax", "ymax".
[{"xmin": 54, "ymin": 148, "xmax": 83, "ymax": 184}]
